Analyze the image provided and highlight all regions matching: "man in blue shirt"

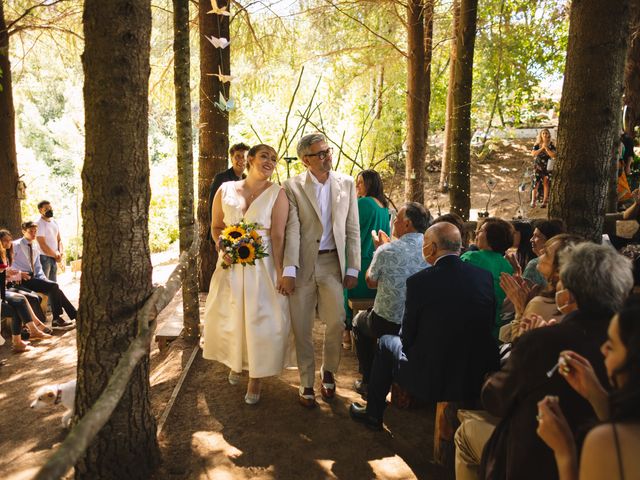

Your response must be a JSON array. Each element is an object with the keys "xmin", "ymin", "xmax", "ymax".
[
  {"xmin": 352, "ymin": 202, "xmax": 430, "ymax": 397},
  {"xmin": 12, "ymin": 221, "xmax": 76, "ymax": 329}
]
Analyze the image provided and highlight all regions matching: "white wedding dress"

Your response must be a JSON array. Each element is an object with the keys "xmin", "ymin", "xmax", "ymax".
[{"xmin": 202, "ymin": 181, "xmax": 292, "ymax": 378}]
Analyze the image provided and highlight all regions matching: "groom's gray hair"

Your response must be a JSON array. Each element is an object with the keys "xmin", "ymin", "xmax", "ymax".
[{"xmin": 297, "ymin": 133, "xmax": 326, "ymax": 159}]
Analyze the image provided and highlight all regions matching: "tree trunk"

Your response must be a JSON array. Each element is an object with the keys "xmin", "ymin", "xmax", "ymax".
[
  {"xmin": 448, "ymin": 0, "xmax": 479, "ymax": 220},
  {"xmin": 0, "ymin": 0, "xmax": 22, "ymax": 235},
  {"xmin": 76, "ymin": 0, "xmax": 159, "ymax": 478},
  {"xmin": 197, "ymin": 0, "xmax": 230, "ymax": 291},
  {"xmin": 550, "ymin": 0, "xmax": 630, "ymax": 241},
  {"xmin": 375, "ymin": 65, "xmax": 384, "ymax": 119},
  {"xmin": 439, "ymin": 0, "xmax": 460, "ymax": 193},
  {"xmin": 405, "ymin": 0, "xmax": 426, "ymax": 203},
  {"xmin": 624, "ymin": 0, "xmax": 640, "ymax": 136},
  {"xmin": 173, "ymin": 0, "xmax": 199, "ymax": 340},
  {"xmin": 423, "ymin": 0, "xmax": 434, "ymax": 146}
]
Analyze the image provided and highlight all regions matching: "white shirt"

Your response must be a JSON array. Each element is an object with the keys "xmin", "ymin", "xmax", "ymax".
[
  {"xmin": 283, "ymin": 171, "xmax": 357, "ymax": 278},
  {"xmin": 36, "ymin": 217, "xmax": 60, "ymax": 258}
]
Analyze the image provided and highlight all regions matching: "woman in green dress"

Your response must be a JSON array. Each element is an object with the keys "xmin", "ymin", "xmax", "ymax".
[{"xmin": 343, "ymin": 170, "xmax": 390, "ymax": 348}]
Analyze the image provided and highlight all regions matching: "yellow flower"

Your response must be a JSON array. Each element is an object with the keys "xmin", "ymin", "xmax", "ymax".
[
  {"xmin": 249, "ymin": 229, "xmax": 262, "ymax": 244},
  {"xmin": 236, "ymin": 243, "xmax": 256, "ymax": 264},
  {"xmin": 222, "ymin": 225, "xmax": 246, "ymax": 241}
]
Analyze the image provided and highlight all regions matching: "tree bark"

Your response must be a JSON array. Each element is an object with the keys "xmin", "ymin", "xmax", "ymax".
[
  {"xmin": 550, "ymin": 0, "xmax": 630, "ymax": 241},
  {"xmin": 439, "ymin": 0, "xmax": 460, "ymax": 193},
  {"xmin": 448, "ymin": 0, "xmax": 479, "ymax": 220},
  {"xmin": 76, "ymin": 0, "xmax": 159, "ymax": 478},
  {"xmin": 173, "ymin": 0, "xmax": 199, "ymax": 340},
  {"xmin": 423, "ymin": 0, "xmax": 434, "ymax": 146},
  {"xmin": 624, "ymin": 0, "xmax": 640, "ymax": 136},
  {"xmin": 405, "ymin": 0, "xmax": 427, "ymax": 203},
  {"xmin": 197, "ymin": 0, "xmax": 230, "ymax": 291},
  {"xmin": 0, "ymin": 0, "xmax": 22, "ymax": 235}
]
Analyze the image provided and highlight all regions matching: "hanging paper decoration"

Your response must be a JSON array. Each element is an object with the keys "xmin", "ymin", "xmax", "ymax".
[
  {"xmin": 207, "ymin": 1, "xmax": 231, "ymax": 16},
  {"xmin": 216, "ymin": 92, "xmax": 235, "ymax": 112},
  {"xmin": 207, "ymin": 66, "xmax": 236, "ymax": 83},
  {"xmin": 205, "ymin": 35, "xmax": 230, "ymax": 49}
]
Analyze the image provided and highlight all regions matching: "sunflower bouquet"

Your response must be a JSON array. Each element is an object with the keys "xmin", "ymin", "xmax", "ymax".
[{"xmin": 219, "ymin": 221, "xmax": 269, "ymax": 269}]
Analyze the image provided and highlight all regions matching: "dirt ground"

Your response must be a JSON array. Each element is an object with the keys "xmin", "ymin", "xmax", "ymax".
[{"xmin": 0, "ymin": 139, "xmax": 541, "ymax": 479}]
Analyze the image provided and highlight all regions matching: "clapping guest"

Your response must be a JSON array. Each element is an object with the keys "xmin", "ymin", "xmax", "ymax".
[
  {"xmin": 537, "ymin": 296, "xmax": 640, "ymax": 480},
  {"xmin": 479, "ymin": 243, "xmax": 633, "ymax": 480},
  {"xmin": 343, "ymin": 170, "xmax": 391, "ymax": 349},
  {"xmin": 522, "ymin": 219, "xmax": 567, "ymax": 288},
  {"xmin": 351, "ymin": 202, "xmax": 429, "ymax": 397},
  {"xmin": 499, "ymin": 234, "xmax": 584, "ymax": 343},
  {"xmin": 461, "ymin": 217, "xmax": 514, "ymax": 339},
  {"xmin": 505, "ymin": 220, "xmax": 535, "ymax": 276}
]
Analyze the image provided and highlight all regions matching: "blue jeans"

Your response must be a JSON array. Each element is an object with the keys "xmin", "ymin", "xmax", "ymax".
[{"xmin": 40, "ymin": 255, "xmax": 57, "ymax": 282}]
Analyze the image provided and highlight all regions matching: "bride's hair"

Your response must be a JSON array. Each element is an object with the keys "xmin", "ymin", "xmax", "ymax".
[{"xmin": 246, "ymin": 144, "xmax": 277, "ymax": 170}]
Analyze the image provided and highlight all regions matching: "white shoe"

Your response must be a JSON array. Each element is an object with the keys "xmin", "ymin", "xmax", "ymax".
[
  {"xmin": 228, "ymin": 371, "xmax": 242, "ymax": 385},
  {"xmin": 244, "ymin": 392, "xmax": 260, "ymax": 405}
]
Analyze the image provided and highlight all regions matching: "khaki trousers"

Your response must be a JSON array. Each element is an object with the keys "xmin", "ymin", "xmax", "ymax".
[
  {"xmin": 289, "ymin": 252, "xmax": 345, "ymax": 388},
  {"xmin": 454, "ymin": 410, "xmax": 500, "ymax": 480}
]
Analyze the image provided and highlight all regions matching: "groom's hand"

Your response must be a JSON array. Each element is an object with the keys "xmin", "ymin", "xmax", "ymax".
[
  {"xmin": 279, "ymin": 276, "xmax": 296, "ymax": 296},
  {"xmin": 343, "ymin": 274, "xmax": 358, "ymax": 289}
]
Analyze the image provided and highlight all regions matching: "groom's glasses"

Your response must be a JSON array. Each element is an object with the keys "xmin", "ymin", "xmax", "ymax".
[{"xmin": 305, "ymin": 148, "xmax": 333, "ymax": 160}]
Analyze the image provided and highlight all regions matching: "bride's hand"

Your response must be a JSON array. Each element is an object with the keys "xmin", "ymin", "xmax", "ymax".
[{"xmin": 278, "ymin": 276, "xmax": 295, "ymax": 296}]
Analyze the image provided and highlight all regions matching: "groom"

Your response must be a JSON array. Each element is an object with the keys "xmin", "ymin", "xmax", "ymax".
[{"xmin": 280, "ymin": 133, "xmax": 361, "ymax": 408}]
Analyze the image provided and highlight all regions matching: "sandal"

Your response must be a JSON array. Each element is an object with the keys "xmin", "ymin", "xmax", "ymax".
[{"xmin": 12, "ymin": 344, "xmax": 33, "ymax": 353}]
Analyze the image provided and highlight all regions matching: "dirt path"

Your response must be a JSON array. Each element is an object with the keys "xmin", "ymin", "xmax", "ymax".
[{"xmin": 155, "ymin": 323, "xmax": 446, "ymax": 480}]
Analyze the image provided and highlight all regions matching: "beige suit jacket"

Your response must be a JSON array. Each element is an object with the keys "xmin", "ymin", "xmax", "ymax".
[{"xmin": 283, "ymin": 171, "xmax": 360, "ymax": 284}]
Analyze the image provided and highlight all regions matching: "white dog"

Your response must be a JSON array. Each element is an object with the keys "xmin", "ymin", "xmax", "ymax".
[{"xmin": 30, "ymin": 380, "xmax": 76, "ymax": 428}]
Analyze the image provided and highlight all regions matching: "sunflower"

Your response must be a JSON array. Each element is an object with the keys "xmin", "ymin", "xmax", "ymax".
[
  {"xmin": 236, "ymin": 243, "xmax": 256, "ymax": 264},
  {"xmin": 222, "ymin": 225, "xmax": 246, "ymax": 241},
  {"xmin": 249, "ymin": 229, "xmax": 262, "ymax": 244}
]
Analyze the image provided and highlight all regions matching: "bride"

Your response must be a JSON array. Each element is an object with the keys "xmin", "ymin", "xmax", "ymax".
[{"xmin": 202, "ymin": 144, "xmax": 291, "ymax": 404}]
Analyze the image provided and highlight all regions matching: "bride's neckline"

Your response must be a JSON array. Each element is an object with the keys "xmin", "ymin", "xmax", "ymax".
[{"xmin": 234, "ymin": 181, "xmax": 273, "ymax": 216}]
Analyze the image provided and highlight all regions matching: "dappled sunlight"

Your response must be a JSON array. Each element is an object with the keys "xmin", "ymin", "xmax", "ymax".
[
  {"xmin": 314, "ymin": 459, "xmax": 338, "ymax": 478},
  {"xmin": 369, "ymin": 456, "xmax": 418, "ymax": 479}
]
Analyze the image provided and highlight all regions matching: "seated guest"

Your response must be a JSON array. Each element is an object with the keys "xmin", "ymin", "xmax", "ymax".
[
  {"xmin": 352, "ymin": 202, "xmax": 429, "ymax": 397},
  {"xmin": 522, "ymin": 219, "xmax": 566, "ymax": 287},
  {"xmin": 506, "ymin": 219, "xmax": 535, "ymax": 275},
  {"xmin": 537, "ymin": 296, "xmax": 640, "ymax": 480},
  {"xmin": 1, "ymin": 229, "xmax": 48, "ymax": 323},
  {"xmin": 349, "ymin": 222, "xmax": 497, "ymax": 430},
  {"xmin": 11, "ymin": 222, "xmax": 76, "ymax": 329},
  {"xmin": 432, "ymin": 212, "xmax": 468, "ymax": 251},
  {"xmin": 499, "ymin": 234, "xmax": 584, "ymax": 343},
  {"xmin": 478, "ymin": 243, "xmax": 633, "ymax": 480},
  {"xmin": 461, "ymin": 217, "xmax": 514, "ymax": 339}
]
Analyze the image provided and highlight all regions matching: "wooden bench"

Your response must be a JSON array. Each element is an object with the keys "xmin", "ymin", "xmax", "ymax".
[
  {"xmin": 155, "ymin": 318, "xmax": 184, "ymax": 353},
  {"xmin": 347, "ymin": 298, "xmax": 374, "ymax": 318}
]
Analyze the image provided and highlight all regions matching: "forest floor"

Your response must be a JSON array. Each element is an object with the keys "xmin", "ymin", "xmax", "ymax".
[{"xmin": 0, "ymin": 139, "xmax": 542, "ymax": 480}]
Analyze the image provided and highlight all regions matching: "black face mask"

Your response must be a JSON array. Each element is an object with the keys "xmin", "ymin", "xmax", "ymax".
[{"xmin": 44, "ymin": 210, "xmax": 54, "ymax": 218}]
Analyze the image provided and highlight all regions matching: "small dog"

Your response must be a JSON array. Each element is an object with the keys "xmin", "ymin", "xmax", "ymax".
[{"xmin": 30, "ymin": 380, "xmax": 76, "ymax": 428}]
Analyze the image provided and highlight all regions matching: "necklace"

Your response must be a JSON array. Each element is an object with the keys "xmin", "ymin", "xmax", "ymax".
[{"xmin": 240, "ymin": 181, "xmax": 269, "ymax": 201}]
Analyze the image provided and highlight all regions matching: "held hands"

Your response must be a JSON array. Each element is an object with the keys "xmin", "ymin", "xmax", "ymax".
[
  {"xmin": 536, "ymin": 396, "xmax": 577, "ymax": 460},
  {"xmin": 343, "ymin": 274, "xmax": 358, "ymax": 289},
  {"xmin": 278, "ymin": 276, "xmax": 295, "ymax": 296}
]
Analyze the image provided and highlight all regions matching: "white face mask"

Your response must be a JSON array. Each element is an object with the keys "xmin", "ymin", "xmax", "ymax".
[{"xmin": 555, "ymin": 289, "xmax": 573, "ymax": 313}]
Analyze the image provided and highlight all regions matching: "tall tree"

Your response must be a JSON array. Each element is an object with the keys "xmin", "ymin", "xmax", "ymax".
[
  {"xmin": 439, "ymin": 0, "xmax": 460, "ymax": 193},
  {"xmin": 76, "ymin": 0, "xmax": 159, "ymax": 477},
  {"xmin": 448, "ymin": 0, "xmax": 479, "ymax": 219},
  {"xmin": 0, "ymin": 0, "xmax": 21, "ymax": 234},
  {"xmin": 405, "ymin": 0, "xmax": 427, "ymax": 203},
  {"xmin": 423, "ymin": 0, "xmax": 434, "ymax": 146},
  {"xmin": 550, "ymin": 0, "xmax": 630, "ymax": 241},
  {"xmin": 173, "ymin": 0, "xmax": 199, "ymax": 339},
  {"xmin": 624, "ymin": 0, "xmax": 640, "ymax": 136},
  {"xmin": 197, "ymin": 0, "xmax": 230, "ymax": 291}
]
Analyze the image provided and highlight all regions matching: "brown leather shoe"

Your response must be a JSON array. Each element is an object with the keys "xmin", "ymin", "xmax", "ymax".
[
  {"xmin": 320, "ymin": 368, "xmax": 336, "ymax": 401},
  {"xmin": 299, "ymin": 388, "xmax": 317, "ymax": 408}
]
